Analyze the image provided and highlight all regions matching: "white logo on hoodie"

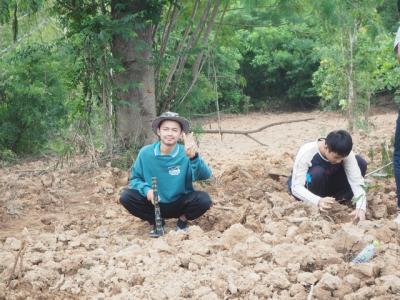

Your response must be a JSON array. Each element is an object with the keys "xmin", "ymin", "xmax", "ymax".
[{"xmin": 168, "ymin": 166, "xmax": 180, "ymax": 176}]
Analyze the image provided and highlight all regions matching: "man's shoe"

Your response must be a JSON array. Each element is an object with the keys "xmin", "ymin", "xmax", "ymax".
[
  {"xmin": 175, "ymin": 219, "xmax": 189, "ymax": 233},
  {"xmin": 149, "ymin": 224, "xmax": 165, "ymax": 238},
  {"xmin": 394, "ymin": 214, "xmax": 400, "ymax": 225}
]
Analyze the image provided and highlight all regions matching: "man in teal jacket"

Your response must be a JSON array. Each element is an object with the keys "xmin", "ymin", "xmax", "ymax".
[{"xmin": 120, "ymin": 112, "xmax": 212, "ymax": 235}]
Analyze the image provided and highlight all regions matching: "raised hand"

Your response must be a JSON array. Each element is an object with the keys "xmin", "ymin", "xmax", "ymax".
[{"xmin": 182, "ymin": 132, "xmax": 198, "ymax": 159}]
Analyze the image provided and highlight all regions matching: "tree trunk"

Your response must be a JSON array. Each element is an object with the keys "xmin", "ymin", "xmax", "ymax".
[
  {"xmin": 12, "ymin": 3, "xmax": 18, "ymax": 43},
  {"xmin": 347, "ymin": 25, "xmax": 357, "ymax": 132},
  {"xmin": 111, "ymin": 0, "xmax": 157, "ymax": 148},
  {"xmin": 101, "ymin": 67, "xmax": 114, "ymax": 153}
]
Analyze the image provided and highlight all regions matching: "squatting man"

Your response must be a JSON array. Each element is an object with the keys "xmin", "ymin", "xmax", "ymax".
[
  {"xmin": 119, "ymin": 112, "xmax": 212, "ymax": 236},
  {"xmin": 288, "ymin": 130, "xmax": 367, "ymax": 221}
]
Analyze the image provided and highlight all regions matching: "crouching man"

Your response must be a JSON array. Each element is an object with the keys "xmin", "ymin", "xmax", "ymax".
[
  {"xmin": 288, "ymin": 130, "xmax": 367, "ymax": 221},
  {"xmin": 120, "ymin": 112, "xmax": 212, "ymax": 236}
]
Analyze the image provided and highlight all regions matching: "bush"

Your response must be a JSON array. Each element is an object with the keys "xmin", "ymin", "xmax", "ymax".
[
  {"xmin": 0, "ymin": 43, "xmax": 70, "ymax": 154},
  {"xmin": 237, "ymin": 24, "xmax": 320, "ymax": 109}
]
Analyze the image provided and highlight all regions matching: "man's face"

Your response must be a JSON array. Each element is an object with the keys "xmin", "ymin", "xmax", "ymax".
[
  {"xmin": 157, "ymin": 120, "xmax": 182, "ymax": 146},
  {"xmin": 324, "ymin": 148, "xmax": 345, "ymax": 164}
]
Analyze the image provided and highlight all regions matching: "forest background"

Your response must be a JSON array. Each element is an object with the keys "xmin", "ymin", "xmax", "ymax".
[{"xmin": 1, "ymin": 0, "xmax": 399, "ymax": 165}]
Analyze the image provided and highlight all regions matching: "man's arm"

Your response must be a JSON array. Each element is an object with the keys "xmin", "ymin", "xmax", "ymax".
[
  {"xmin": 190, "ymin": 154, "xmax": 212, "ymax": 181},
  {"xmin": 343, "ymin": 152, "xmax": 367, "ymax": 211},
  {"xmin": 291, "ymin": 144, "xmax": 321, "ymax": 206},
  {"xmin": 182, "ymin": 132, "xmax": 212, "ymax": 181},
  {"xmin": 128, "ymin": 153, "xmax": 151, "ymax": 197}
]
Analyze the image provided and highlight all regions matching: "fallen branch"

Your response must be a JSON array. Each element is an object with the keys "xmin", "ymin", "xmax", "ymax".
[
  {"xmin": 201, "ymin": 118, "xmax": 314, "ymax": 134},
  {"xmin": 213, "ymin": 204, "xmax": 236, "ymax": 211},
  {"xmin": 201, "ymin": 118, "xmax": 314, "ymax": 147},
  {"xmin": 14, "ymin": 168, "xmax": 50, "ymax": 174},
  {"xmin": 244, "ymin": 133, "xmax": 267, "ymax": 147}
]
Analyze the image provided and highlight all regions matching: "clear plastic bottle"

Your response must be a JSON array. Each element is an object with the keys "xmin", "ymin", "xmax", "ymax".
[{"xmin": 351, "ymin": 240, "xmax": 380, "ymax": 264}]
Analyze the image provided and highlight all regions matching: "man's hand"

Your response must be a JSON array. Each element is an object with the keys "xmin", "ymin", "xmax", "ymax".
[
  {"xmin": 318, "ymin": 197, "xmax": 335, "ymax": 212},
  {"xmin": 350, "ymin": 208, "xmax": 366, "ymax": 223},
  {"xmin": 147, "ymin": 189, "xmax": 154, "ymax": 205},
  {"xmin": 182, "ymin": 132, "xmax": 198, "ymax": 159}
]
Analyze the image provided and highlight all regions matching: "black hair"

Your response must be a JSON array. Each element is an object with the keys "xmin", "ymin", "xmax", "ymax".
[{"xmin": 325, "ymin": 130, "xmax": 353, "ymax": 157}]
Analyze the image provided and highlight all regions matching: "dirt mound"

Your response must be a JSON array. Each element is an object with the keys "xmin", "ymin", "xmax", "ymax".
[{"xmin": 1, "ymin": 111, "xmax": 400, "ymax": 299}]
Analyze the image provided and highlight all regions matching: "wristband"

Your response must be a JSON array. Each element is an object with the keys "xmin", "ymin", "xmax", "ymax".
[{"xmin": 190, "ymin": 153, "xmax": 199, "ymax": 160}]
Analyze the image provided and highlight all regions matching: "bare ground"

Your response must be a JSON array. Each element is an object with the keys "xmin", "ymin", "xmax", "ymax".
[{"xmin": 1, "ymin": 111, "xmax": 400, "ymax": 300}]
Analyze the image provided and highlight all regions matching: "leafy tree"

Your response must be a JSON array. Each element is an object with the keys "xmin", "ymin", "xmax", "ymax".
[
  {"xmin": 53, "ymin": 0, "xmax": 230, "ymax": 149},
  {"xmin": 369, "ymin": 33, "xmax": 400, "ymax": 105},
  {"xmin": 312, "ymin": 0, "xmax": 384, "ymax": 130},
  {"xmin": 155, "ymin": 0, "xmax": 230, "ymax": 113},
  {"xmin": 0, "ymin": 0, "xmax": 43, "ymax": 42},
  {"xmin": 0, "ymin": 44, "xmax": 70, "ymax": 154}
]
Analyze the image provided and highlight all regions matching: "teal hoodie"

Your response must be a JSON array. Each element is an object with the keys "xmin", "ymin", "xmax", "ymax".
[{"xmin": 129, "ymin": 141, "xmax": 212, "ymax": 203}]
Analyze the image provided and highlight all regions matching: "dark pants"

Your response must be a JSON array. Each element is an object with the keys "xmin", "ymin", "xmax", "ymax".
[
  {"xmin": 394, "ymin": 113, "xmax": 400, "ymax": 208},
  {"xmin": 119, "ymin": 189, "xmax": 212, "ymax": 225},
  {"xmin": 306, "ymin": 155, "xmax": 367, "ymax": 201}
]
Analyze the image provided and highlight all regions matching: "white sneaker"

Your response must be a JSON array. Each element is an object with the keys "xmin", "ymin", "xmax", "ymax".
[{"xmin": 394, "ymin": 214, "xmax": 400, "ymax": 225}]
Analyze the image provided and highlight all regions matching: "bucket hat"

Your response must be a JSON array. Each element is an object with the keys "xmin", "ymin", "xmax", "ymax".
[{"xmin": 152, "ymin": 111, "xmax": 190, "ymax": 134}]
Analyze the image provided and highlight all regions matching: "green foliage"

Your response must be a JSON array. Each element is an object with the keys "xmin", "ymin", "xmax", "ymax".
[
  {"xmin": 313, "ymin": 28, "xmax": 400, "ymax": 114},
  {"xmin": 312, "ymin": 49, "xmax": 347, "ymax": 111},
  {"xmin": 0, "ymin": 43, "xmax": 70, "ymax": 154},
  {"xmin": 214, "ymin": 46, "xmax": 249, "ymax": 112},
  {"xmin": 0, "ymin": 148, "xmax": 17, "ymax": 164},
  {"xmin": 2, "ymin": 0, "xmax": 400, "ymax": 162},
  {"xmin": 376, "ymin": 0, "xmax": 399, "ymax": 32},
  {"xmin": 371, "ymin": 33, "xmax": 400, "ymax": 105},
  {"xmin": 310, "ymin": 0, "xmax": 385, "ymax": 128},
  {"xmin": 237, "ymin": 22, "xmax": 320, "ymax": 109},
  {"xmin": 175, "ymin": 74, "xmax": 215, "ymax": 115},
  {"xmin": 174, "ymin": 45, "xmax": 248, "ymax": 115},
  {"xmin": 110, "ymin": 145, "xmax": 140, "ymax": 170},
  {"xmin": 0, "ymin": 0, "xmax": 44, "ymax": 42}
]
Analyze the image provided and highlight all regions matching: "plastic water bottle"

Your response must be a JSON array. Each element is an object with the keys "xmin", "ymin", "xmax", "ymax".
[{"xmin": 351, "ymin": 240, "xmax": 380, "ymax": 264}]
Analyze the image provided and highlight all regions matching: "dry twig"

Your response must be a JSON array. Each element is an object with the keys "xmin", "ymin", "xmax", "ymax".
[
  {"xmin": 7, "ymin": 240, "xmax": 26, "ymax": 288},
  {"xmin": 213, "ymin": 204, "xmax": 236, "ymax": 211}
]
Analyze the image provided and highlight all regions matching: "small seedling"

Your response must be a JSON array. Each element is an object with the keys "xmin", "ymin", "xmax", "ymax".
[
  {"xmin": 351, "ymin": 183, "xmax": 368, "ymax": 205},
  {"xmin": 368, "ymin": 147, "xmax": 374, "ymax": 163}
]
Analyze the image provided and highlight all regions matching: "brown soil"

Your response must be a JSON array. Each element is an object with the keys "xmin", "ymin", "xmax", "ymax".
[{"xmin": 1, "ymin": 111, "xmax": 400, "ymax": 300}]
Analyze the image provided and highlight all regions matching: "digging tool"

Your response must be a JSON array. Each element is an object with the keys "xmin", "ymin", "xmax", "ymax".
[{"xmin": 151, "ymin": 177, "xmax": 164, "ymax": 238}]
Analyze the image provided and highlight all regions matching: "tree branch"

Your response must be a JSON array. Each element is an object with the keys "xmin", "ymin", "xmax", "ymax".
[
  {"xmin": 201, "ymin": 118, "xmax": 314, "ymax": 134},
  {"xmin": 171, "ymin": 0, "xmax": 212, "ymax": 91},
  {"xmin": 176, "ymin": 0, "xmax": 229, "ymax": 107},
  {"xmin": 161, "ymin": 0, "xmax": 200, "ymax": 99},
  {"xmin": 191, "ymin": 0, "xmax": 221, "ymax": 78}
]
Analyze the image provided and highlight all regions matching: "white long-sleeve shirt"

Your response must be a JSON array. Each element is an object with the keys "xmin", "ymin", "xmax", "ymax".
[{"xmin": 291, "ymin": 140, "xmax": 367, "ymax": 211}]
